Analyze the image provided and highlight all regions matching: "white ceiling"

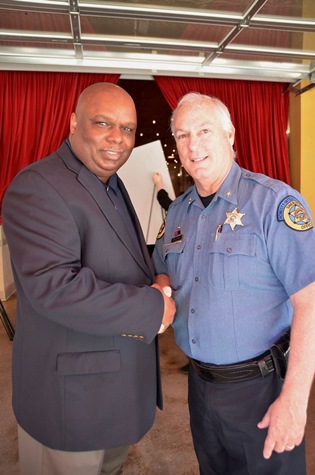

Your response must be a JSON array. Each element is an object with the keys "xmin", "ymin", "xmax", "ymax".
[{"xmin": 0, "ymin": 0, "xmax": 314, "ymax": 87}]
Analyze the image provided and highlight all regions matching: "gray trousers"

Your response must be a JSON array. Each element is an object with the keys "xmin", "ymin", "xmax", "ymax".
[{"xmin": 18, "ymin": 425, "xmax": 129, "ymax": 475}]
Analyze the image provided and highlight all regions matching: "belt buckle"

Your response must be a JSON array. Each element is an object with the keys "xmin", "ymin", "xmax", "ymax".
[{"xmin": 258, "ymin": 357, "xmax": 271, "ymax": 377}]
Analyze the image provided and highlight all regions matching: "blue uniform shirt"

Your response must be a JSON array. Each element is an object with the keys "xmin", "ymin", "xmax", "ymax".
[{"xmin": 153, "ymin": 161, "xmax": 315, "ymax": 364}]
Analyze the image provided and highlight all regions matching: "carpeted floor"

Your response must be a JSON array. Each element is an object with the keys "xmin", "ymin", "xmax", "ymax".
[{"xmin": 1, "ymin": 294, "xmax": 315, "ymax": 474}]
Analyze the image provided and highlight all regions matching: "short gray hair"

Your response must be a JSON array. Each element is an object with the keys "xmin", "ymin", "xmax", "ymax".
[{"xmin": 170, "ymin": 92, "xmax": 234, "ymax": 135}]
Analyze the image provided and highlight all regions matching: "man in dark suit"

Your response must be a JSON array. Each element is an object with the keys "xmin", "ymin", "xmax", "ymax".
[{"xmin": 2, "ymin": 82, "xmax": 175, "ymax": 475}]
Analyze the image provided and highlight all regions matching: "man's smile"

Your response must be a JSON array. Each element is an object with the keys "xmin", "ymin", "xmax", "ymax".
[{"xmin": 191, "ymin": 155, "xmax": 208, "ymax": 163}]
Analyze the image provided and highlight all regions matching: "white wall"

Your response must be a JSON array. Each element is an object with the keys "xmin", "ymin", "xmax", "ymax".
[{"xmin": 118, "ymin": 140, "xmax": 175, "ymax": 244}]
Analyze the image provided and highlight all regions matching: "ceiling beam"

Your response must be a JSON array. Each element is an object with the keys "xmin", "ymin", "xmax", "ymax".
[
  {"xmin": 1, "ymin": 30, "xmax": 315, "ymax": 62},
  {"xmin": 0, "ymin": 0, "xmax": 68, "ymax": 13},
  {"xmin": 1, "ymin": 1, "xmax": 314, "ymax": 33},
  {"xmin": 203, "ymin": 0, "xmax": 268, "ymax": 66},
  {"xmin": 69, "ymin": 0, "xmax": 83, "ymax": 58}
]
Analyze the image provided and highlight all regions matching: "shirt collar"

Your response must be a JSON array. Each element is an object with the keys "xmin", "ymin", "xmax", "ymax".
[
  {"xmin": 107, "ymin": 174, "xmax": 119, "ymax": 193},
  {"xmin": 215, "ymin": 160, "xmax": 242, "ymax": 206},
  {"xmin": 186, "ymin": 161, "xmax": 241, "ymax": 208}
]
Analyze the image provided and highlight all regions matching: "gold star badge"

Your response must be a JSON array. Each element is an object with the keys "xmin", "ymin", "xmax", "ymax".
[
  {"xmin": 225, "ymin": 190, "xmax": 232, "ymax": 197},
  {"xmin": 224, "ymin": 208, "xmax": 245, "ymax": 230}
]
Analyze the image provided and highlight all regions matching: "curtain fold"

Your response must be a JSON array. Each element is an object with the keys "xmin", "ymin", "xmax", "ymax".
[
  {"xmin": 154, "ymin": 76, "xmax": 290, "ymax": 184},
  {"xmin": 0, "ymin": 71, "xmax": 120, "ymax": 221}
]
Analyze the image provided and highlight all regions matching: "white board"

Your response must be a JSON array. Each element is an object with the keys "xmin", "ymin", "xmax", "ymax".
[{"xmin": 118, "ymin": 140, "xmax": 175, "ymax": 244}]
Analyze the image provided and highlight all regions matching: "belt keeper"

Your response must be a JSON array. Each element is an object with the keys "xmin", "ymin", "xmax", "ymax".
[{"xmin": 258, "ymin": 358, "xmax": 270, "ymax": 377}]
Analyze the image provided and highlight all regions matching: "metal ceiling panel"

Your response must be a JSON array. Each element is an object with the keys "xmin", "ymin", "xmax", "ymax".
[{"xmin": 0, "ymin": 0, "xmax": 314, "ymax": 84}]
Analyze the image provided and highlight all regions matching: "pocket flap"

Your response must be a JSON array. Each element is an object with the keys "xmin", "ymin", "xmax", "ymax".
[
  {"xmin": 56, "ymin": 350, "xmax": 120, "ymax": 375},
  {"xmin": 209, "ymin": 234, "xmax": 256, "ymax": 257},
  {"xmin": 163, "ymin": 238, "xmax": 186, "ymax": 258}
]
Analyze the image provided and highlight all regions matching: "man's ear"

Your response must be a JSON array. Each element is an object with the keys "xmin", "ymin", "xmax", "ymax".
[
  {"xmin": 70, "ymin": 112, "xmax": 77, "ymax": 134},
  {"xmin": 228, "ymin": 126, "xmax": 235, "ymax": 147}
]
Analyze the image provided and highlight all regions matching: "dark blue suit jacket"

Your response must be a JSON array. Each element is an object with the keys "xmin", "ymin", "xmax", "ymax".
[{"xmin": 2, "ymin": 141, "xmax": 164, "ymax": 451}]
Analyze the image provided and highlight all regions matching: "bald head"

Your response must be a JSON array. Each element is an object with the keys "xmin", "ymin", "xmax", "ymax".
[
  {"xmin": 69, "ymin": 82, "xmax": 137, "ymax": 183},
  {"xmin": 75, "ymin": 82, "xmax": 135, "ymax": 116}
]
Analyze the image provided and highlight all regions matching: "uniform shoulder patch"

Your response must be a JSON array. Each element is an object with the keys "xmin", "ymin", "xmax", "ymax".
[
  {"xmin": 156, "ymin": 219, "xmax": 166, "ymax": 239},
  {"xmin": 277, "ymin": 195, "xmax": 313, "ymax": 231}
]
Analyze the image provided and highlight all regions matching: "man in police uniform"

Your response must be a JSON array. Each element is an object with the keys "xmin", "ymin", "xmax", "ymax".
[{"xmin": 153, "ymin": 92, "xmax": 315, "ymax": 474}]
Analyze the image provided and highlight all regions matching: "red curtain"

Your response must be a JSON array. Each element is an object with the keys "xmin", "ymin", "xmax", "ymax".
[
  {"xmin": 154, "ymin": 76, "xmax": 290, "ymax": 184},
  {"xmin": 0, "ymin": 71, "xmax": 120, "ymax": 222},
  {"xmin": 1, "ymin": 73, "xmax": 290, "ymax": 221}
]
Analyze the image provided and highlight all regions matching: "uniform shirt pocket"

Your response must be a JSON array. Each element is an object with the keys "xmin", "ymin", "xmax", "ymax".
[
  {"xmin": 162, "ymin": 238, "xmax": 186, "ymax": 259},
  {"xmin": 208, "ymin": 234, "xmax": 257, "ymax": 289},
  {"xmin": 56, "ymin": 350, "xmax": 121, "ymax": 375},
  {"xmin": 162, "ymin": 239, "xmax": 187, "ymax": 289}
]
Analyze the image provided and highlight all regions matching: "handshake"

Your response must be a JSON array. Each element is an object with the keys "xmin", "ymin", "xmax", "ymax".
[{"xmin": 151, "ymin": 278, "xmax": 175, "ymax": 335}]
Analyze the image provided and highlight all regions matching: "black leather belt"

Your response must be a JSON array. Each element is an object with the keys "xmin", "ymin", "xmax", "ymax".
[{"xmin": 190, "ymin": 353, "xmax": 275, "ymax": 384}]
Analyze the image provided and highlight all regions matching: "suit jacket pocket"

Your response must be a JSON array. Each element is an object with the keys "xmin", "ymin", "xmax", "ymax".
[{"xmin": 56, "ymin": 350, "xmax": 121, "ymax": 375}]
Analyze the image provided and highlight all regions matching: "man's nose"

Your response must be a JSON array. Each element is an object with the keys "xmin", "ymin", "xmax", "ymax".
[
  {"xmin": 188, "ymin": 134, "xmax": 199, "ymax": 150},
  {"xmin": 107, "ymin": 126, "xmax": 123, "ymax": 142}
]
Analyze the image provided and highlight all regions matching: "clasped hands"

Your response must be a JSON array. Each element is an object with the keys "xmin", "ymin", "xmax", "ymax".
[{"xmin": 151, "ymin": 279, "xmax": 175, "ymax": 334}]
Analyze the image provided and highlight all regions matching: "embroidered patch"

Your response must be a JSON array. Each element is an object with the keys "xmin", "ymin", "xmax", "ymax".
[
  {"xmin": 277, "ymin": 195, "xmax": 313, "ymax": 231},
  {"xmin": 156, "ymin": 219, "xmax": 166, "ymax": 239}
]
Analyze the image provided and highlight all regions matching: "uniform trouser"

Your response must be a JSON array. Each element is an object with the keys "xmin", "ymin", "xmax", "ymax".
[
  {"xmin": 188, "ymin": 364, "xmax": 306, "ymax": 475},
  {"xmin": 18, "ymin": 425, "xmax": 129, "ymax": 475}
]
